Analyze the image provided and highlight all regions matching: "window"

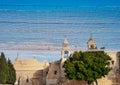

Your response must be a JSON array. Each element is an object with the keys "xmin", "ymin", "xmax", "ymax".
[
  {"xmin": 90, "ymin": 45, "xmax": 94, "ymax": 49},
  {"xmin": 64, "ymin": 51, "xmax": 69, "ymax": 58},
  {"xmin": 111, "ymin": 60, "xmax": 114, "ymax": 65},
  {"xmin": 65, "ymin": 51, "xmax": 68, "ymax": 54},
  {"xmin": 26, "ymin": 78, "xmax": 29, "ymax": 83},
  {"xmin": 54, "ymin": 70, "xmax": 57, "ymax": 75},
  {"xmin": 46, "ymin": 71, "xmax": 48, "ymax": 75}
]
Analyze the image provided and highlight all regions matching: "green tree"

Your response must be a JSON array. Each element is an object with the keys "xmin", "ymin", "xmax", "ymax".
[
  {"xmin": 0, "ymin": 52, "xmax": 16, "ymax": 84},
  {"xmin": 6, "ymin": 59, "xmax": 16, "ymax": 84},
  {"xmin": 0, "ymin": 52, "xmax": 8, "ymax": 84},
  {"xmin": 63, "ymin": 51, "xmax": 111, "ymax": 85}
]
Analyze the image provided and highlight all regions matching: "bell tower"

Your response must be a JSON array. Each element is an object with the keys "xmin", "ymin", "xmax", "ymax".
[
  {"xmin": 61, "ymin": 38, "xmax": 70, "ymax": 60},
  {"xmin": 87, "ymin": 35, "xmax": 97, "ymax": 50},
  {"xmin": 60, "ymin": 38, "xmax": 71, "ymax": 78}
]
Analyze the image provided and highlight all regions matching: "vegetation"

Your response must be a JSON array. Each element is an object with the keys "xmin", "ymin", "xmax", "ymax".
[
  {"xmin": 63, "ymin": 51, "xmax": 111, "ymax": 85},
  {"xmin": 6, "ymin": 59, "xmax": 16, "ymax": 84},
  {"xmin": 0, "ymin": 52, "xmax": 16, "ymax": 84}
]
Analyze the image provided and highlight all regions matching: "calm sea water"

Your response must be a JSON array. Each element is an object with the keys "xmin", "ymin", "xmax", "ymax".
[{"xmin": 0, "ymin": 10, "xmax": 120, "ymax": 62}]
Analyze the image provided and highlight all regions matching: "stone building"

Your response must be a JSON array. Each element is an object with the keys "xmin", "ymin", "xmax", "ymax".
[
  {"xmin": 46, "ymin": 37, "xmax": 120, "ymax": 85},
  {"xmin": 13, "ymin": 36, "xmax": 120, "ymax": 85},
  {"xmin": 13, "ymin": 57, "xmax": 49, "ymax": 85},
  {"xmin": 86, "ymin": 36, "xmax": 120, "ymax": 85},
  {"xmin": 45, "ymin": 38, "xmax": 86, "ymax": 85}
]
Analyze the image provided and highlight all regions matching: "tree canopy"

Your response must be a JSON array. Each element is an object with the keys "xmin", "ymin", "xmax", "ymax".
[
  {"xmin": 6, "ymin": 59, "xmax": 16, "ymax": 84},
  {"xmin": 63, "ymin": 51, "xmax": 111, "ymax": 85},
  {"xmin": 0, "ymin": 52, "xmax": 16, "ymax": 84},
  {"xmin": 0, "ymin": 52, "xmax": 8, "ymax": 84}
]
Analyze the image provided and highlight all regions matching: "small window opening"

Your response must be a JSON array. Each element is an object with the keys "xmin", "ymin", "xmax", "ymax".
[
  {"xmin": 65, "ymin": 51, "xmax": 68, "ymax": 54},
  {"xmin": 26, "ymin": 78, "xmax": 29, "ymax": 83},
  {"xmin": 90, "ymin": 45, "xmax": 94, "ymax": 49},
  {"xmin": 111, "ymin": 60, "xmax": 114, "ymax": 65},
  {"xmin": 46, "ymin": 71, "xmax": 48, "ymax": 75},
  {"xmin": 54, "ymin": 70, "xmax": 57, "ymax": 75}
]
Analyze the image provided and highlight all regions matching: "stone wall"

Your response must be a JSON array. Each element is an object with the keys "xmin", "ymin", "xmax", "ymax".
[
  {"xmin": 63, "ymin": 80, "xmax": 86, "ymax": 85},
  {"xmin": 46, "ymin": 61, "xmax": 61, "ymax": 85},
  {"xmin": 16, "ymin": 70, "xmax": 43, "ymax": 85},
  {"xmin": 13, "ymin": 51, "xmax": 120, "ymax": 85},
  {"xmin": 13, "ymin": 58, "xmax": 49, "ymax": 85}
]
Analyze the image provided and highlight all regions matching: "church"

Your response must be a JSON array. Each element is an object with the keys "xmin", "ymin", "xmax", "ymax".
[{"xmin": 13, "ymin": 36, "xmax": 120, "ymax": 85}]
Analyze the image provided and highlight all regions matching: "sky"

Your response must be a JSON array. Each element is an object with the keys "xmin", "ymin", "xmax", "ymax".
[
  {"xmin": 0, "ymin": 0, "xmax": 120, "ymax": 10},
  {"xmin": 0, "ymin": 0, "xmax": 120, "ymax": 61}
]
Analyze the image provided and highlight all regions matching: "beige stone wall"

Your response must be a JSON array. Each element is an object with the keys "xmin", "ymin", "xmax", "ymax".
[
  {"xmin": 63, "ymin": 80, "xmax": 86, "ymax": 85},
  {"xmin": 47, "ymin": 62, "xmax": 60, "ymax": 79},
  {"xmin": 97, "ymin": 77, "xmax": 113, "ymax": 85},
  {"xmin": 97, "ymin": 52, "xmax": 120, "ymax": 85},
  {"xmin": 13, "ymin": 51, "xmax": 120, "ymax": 85},
  {"xmin": 46, "ymin": 61, "xmax": 61, "ymax": 85},
  {"xmin": 107, "ymin": 52, "xmax": 118, "ymax": 69},
  {"xmin": 13, "ymin": 58, "xmax": 49, "ymax": 85},
  {"xmin": 15, "ymin": 70, "xmax": 45, "ymax": 85}
]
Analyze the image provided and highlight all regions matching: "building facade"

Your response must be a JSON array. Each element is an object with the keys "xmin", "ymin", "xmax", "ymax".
[
  {"xmin": 13, "ymin": 58, "xmax": 49, "ymax": 85},
  {"xmin": 13, "ymin": 36, "xmax": 120, "ymax": 85}
]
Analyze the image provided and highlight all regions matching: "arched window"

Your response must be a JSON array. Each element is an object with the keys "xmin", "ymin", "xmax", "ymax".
[
  {"xmin": 64, "ymin": 51, "xmax": 69, "ymax": 58},
  {"xmin": 90, "ymin": 44, "xmax": 95, "ymax": 49}
]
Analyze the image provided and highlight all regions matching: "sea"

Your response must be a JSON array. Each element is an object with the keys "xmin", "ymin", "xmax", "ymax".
[{"xmin": 0, "ymin": 10, "xmax": 120, "ymax": 62}]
